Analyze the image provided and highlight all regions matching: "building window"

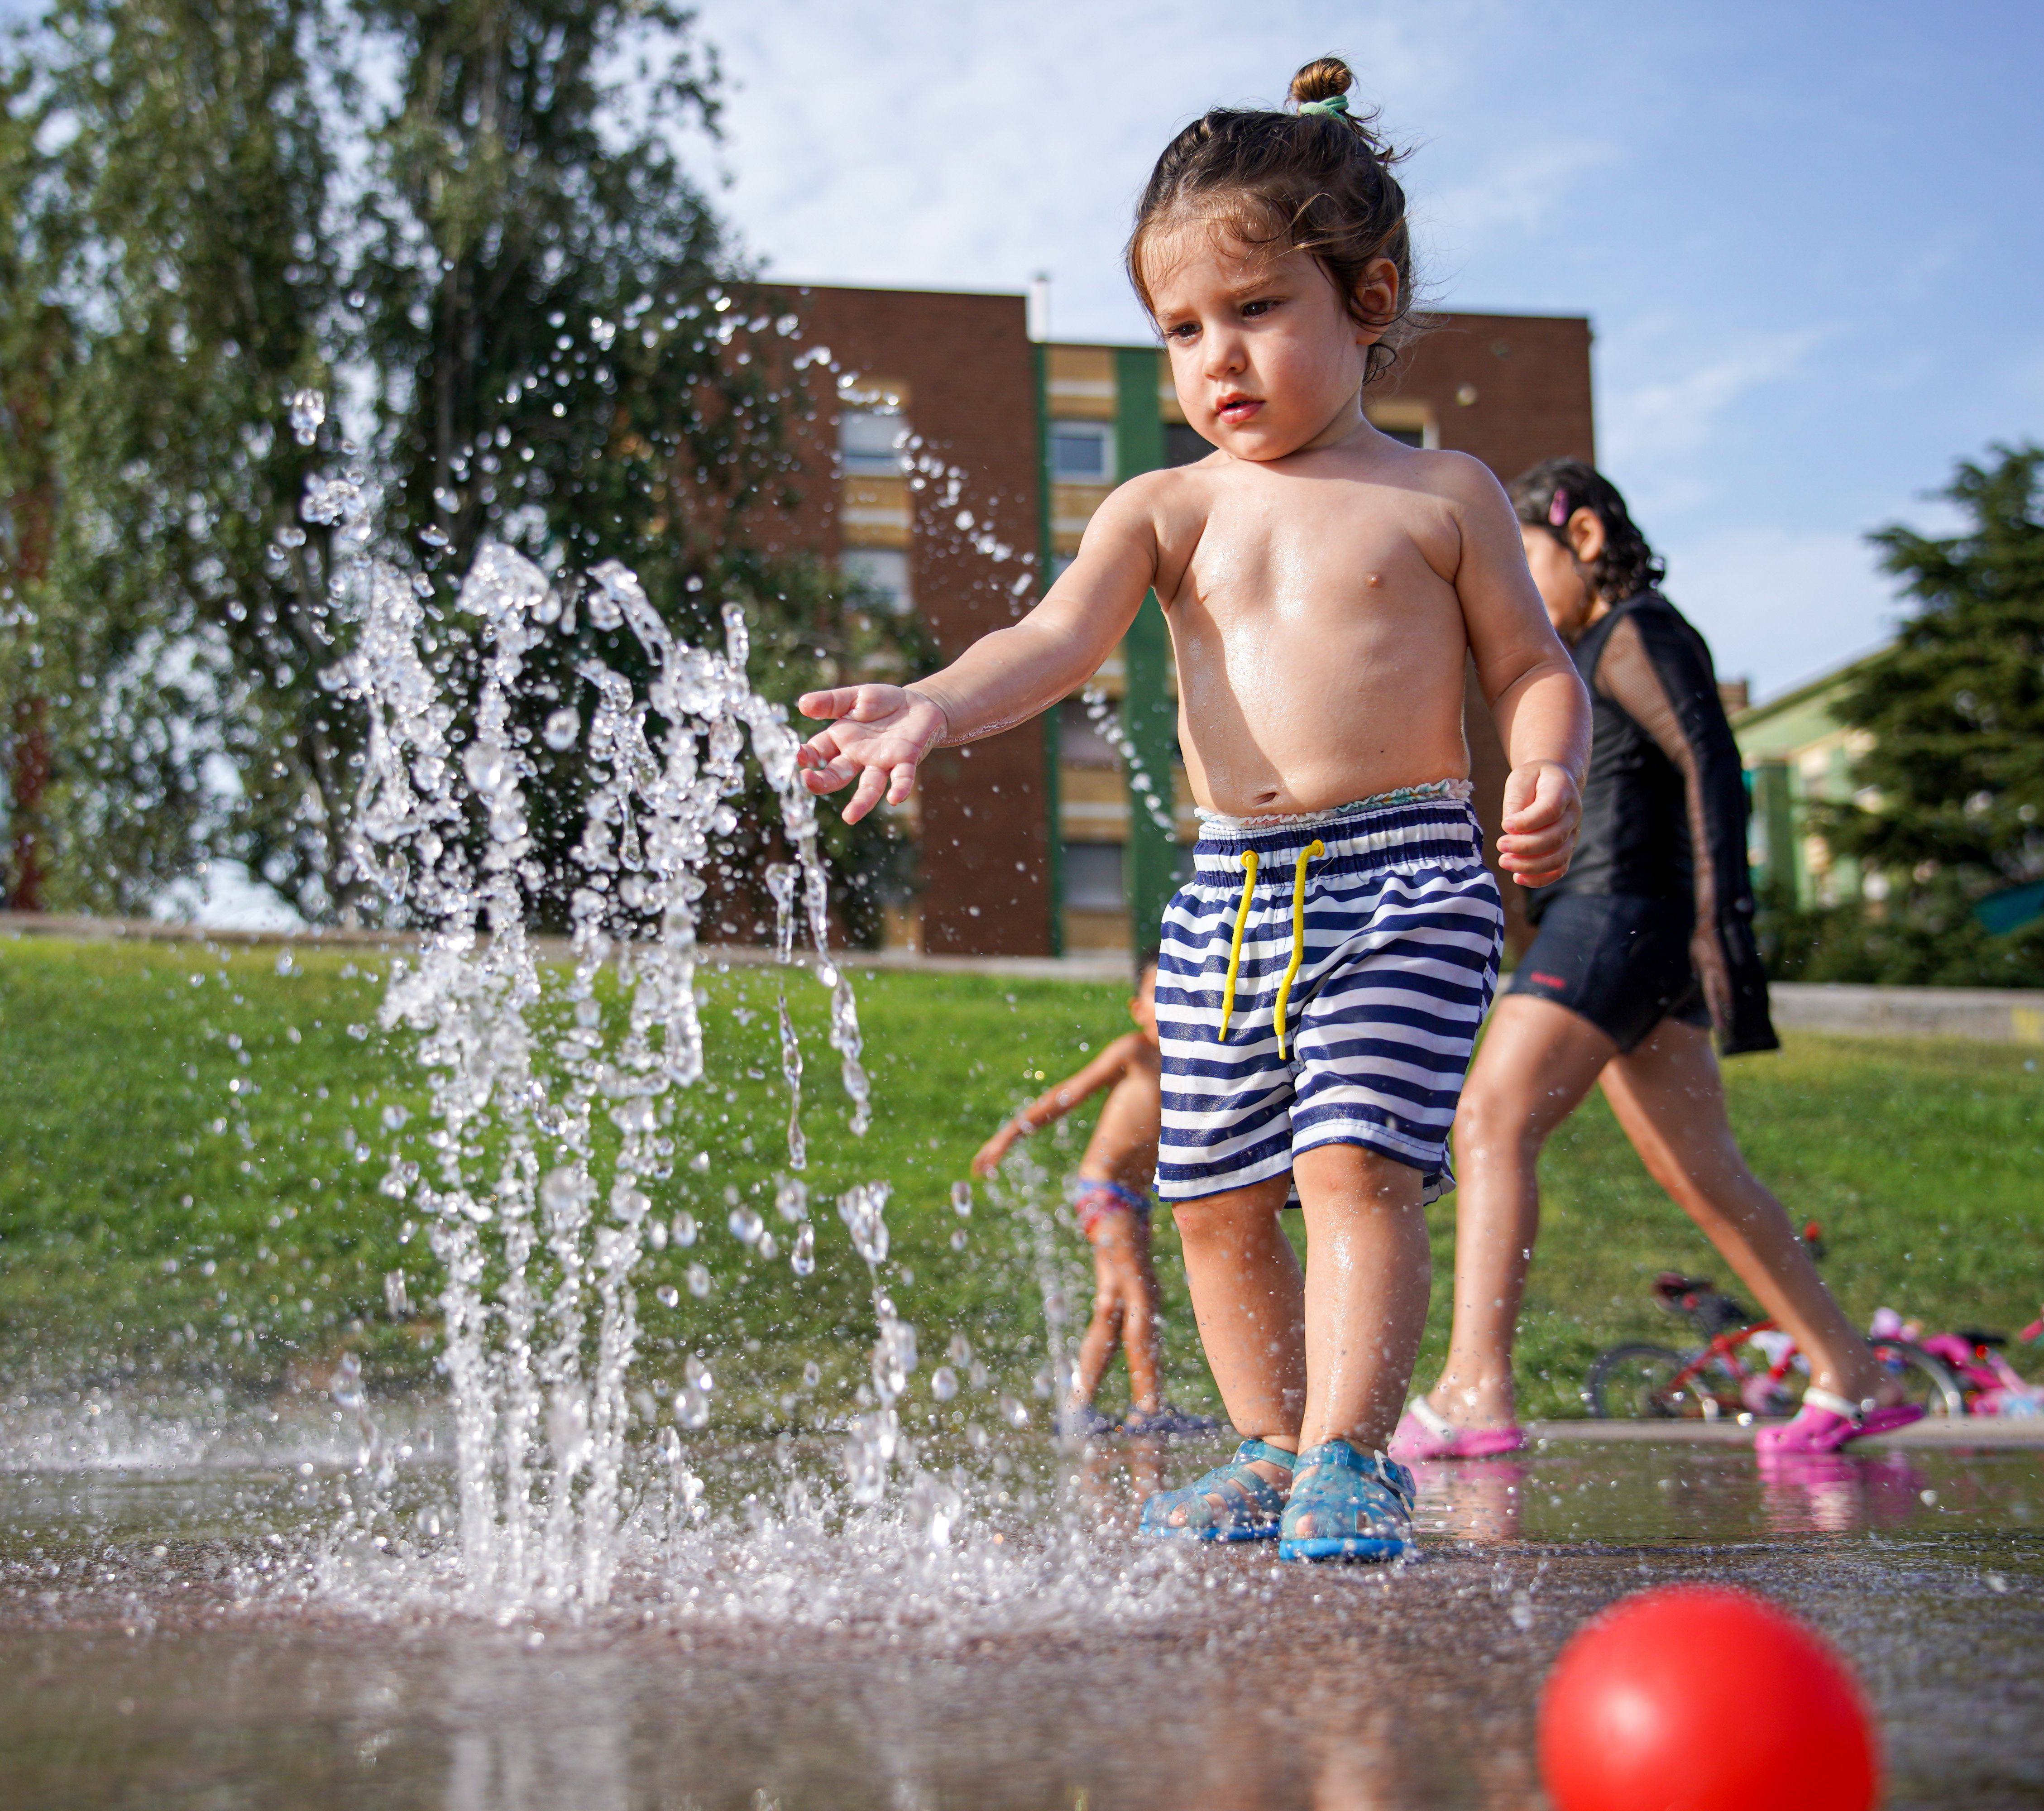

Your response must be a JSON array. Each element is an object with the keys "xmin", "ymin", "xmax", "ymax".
[
  {"xmin": 841, "ymin": 547, "xmax": 913, "ymax": 616},
  {"xmin": 1166, "ymin": 422, "xmax": 1216, "ymax": 466},
  {"xmin": 1058, "ymin": 697, "xmax": 1118, "ymax": 766},
  {"xmin": 1062, "ymin": 842, "xmax": 1125, "ymax": 911},
  {"xmin": 1050, "ymin": 421, "xmax": 1115, "ymax": 482},
  {"xmin": 840, "ymin": 408, "xmax": 908, "ymax": 475}
]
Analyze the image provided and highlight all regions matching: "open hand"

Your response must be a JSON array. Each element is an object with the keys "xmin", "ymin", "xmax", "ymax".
[
  {"xmin": 1497, "ymin": 759, "xmax": 1581, "ymax": 887},
  {"xmin": 795, "ymin": 685, "xmax": 949, "ymax": 824},
  {"xmin": 971, "ymin": 1126, "xmax": 1018, "ymax": 1178}
]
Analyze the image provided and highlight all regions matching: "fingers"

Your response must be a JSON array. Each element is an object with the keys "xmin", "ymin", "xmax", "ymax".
[
  {"xmin": 797, "ymin": 687, "xmax": 861, "ymax": 721},
  {"xmin": 886, "ymin": 762, "xmax": 918, "ymax": 806},
  {"xmin": 1501, "ymin": 761, "xmax": 1577, "ymax": 834},
  {"xmin": 840, "ymin": 764, "xmax": 890, "ymax": 824}
]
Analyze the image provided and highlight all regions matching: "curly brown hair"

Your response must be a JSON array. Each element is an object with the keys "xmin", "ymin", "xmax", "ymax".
[
  {"xmin": 1508, "ymin": 458, "xmax": 1667, "ymax": 606},
  {"xmin": 1126, "ymin": 57, "xmax": 1417, "ymax": 383}
]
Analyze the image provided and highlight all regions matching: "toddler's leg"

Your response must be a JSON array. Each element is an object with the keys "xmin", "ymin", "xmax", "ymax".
[
  {"xmin": 1171, "ymin": 1176, "xmax": 1303, "ymax": 1448},
  {"xmin": 1107, "ymin": 1213, "xmax": 1164, "ymax": 1416},
  {"xmin": 1291, "ymin": 1143, "xmax": 1430, "ymax": 1454},
  {"xmin": 1070, "ymin": 1241, "xmax": 1126, "ymax": 1409}
]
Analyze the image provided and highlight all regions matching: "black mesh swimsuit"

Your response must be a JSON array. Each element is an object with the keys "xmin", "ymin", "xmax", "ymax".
[{"xmin": 1508, "ymin": 591, "xmax": 1778, "ymax": 1055}]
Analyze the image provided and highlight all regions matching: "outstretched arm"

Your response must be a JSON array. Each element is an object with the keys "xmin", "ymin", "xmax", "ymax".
[
  {"xmin": 1451, "ymin": 465, "xmax": 1592, "ymax": 886},
  {"xmin": 798, "ymin": 479, "xmax": 1165, "ymax": 822},
  {"xmin": 972, "ymin": 1035, "xmax": 1139, "ymax": 1177}
]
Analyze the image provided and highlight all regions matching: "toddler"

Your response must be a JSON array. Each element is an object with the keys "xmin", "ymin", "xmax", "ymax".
[
  {"xmin": 972, "ymin": 954, "xmax": 1211, "ymax": 1437},
  {"xmin": 799, "ymin": 57, "xmax": 1589, "ymax": 1561}
]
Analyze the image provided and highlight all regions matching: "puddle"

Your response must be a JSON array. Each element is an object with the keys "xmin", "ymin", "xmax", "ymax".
[{"xmin": 1, "ymin": 1411, "xmax": 2040, "ymax": 1809}]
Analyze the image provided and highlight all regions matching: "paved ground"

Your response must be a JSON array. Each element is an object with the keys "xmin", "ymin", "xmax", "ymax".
[{"xmin": 1, "ymin": 1420, "xmax": 2039, "ymax": 1809}]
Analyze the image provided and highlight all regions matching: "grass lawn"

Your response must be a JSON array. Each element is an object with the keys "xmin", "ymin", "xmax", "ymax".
[{"xmin": 2, "ymin": 936, "xmax": 2039, "ymax": 1423}]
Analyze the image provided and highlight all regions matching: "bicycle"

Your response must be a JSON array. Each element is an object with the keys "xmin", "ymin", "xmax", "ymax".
[{"xmin": 1584, "ymin": 1226, "xmax": 1966, "ymax": 1422}]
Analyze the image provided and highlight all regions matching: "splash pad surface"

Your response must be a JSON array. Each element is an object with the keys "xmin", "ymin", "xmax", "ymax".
[{"xmin": 2, "ymin": 1417, "xmax": 2040, "ymax": 1810}]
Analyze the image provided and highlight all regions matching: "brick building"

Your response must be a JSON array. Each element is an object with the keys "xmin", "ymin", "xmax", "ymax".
[{"xmin": 780, "ymin": 285, "xmax": 1595, "ymax": 957}]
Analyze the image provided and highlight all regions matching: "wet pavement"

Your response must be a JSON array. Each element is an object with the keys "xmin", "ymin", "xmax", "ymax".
[{"xmin": 1, "ymin": 1412, "xmax": 2041, "ymax": 1810}]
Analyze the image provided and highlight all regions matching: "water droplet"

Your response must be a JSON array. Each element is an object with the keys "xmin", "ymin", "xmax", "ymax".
[
  {"xmin": 656, "ymin": 1284, "xmax": 679, "ymax": 1308},
  {"xmin": 686, "ymin": 1264, "xmax": 711, "ymax": 1298},
  {"xmin": 950, "ymin": 1229, "xmax": 968, "ymax": 1251},
  {"xmin": 381, "ymin": 1103, "xmax": 409, "ymax": 1131},
  {"xmin": 670, "ymin": 1212, "xmax": 696, "ymax": 1248},
  {"xmin": 690, "ymin": 1151, "xmax": 710, "ymax": 1174},
  {"xmin": 288, "ymin": 388, "xmax": 326, "ymax": 446},
  {"xmin": 685, "ymin": 1355, "xmax": 715, "ymax": 1392},
  {"xmin": 728, "ymin": 1205, "xmax": 764, "ymax": 1245},
  {"xmin": 542, "ymin": 706, "xmax": 579, "ymax": 751},
  {"xmin": 999, "ymin": 1395, "xmax": 1030, "ymax": 1429},
  {"xmin": 802, "ymin": 1361, "xmax": 821, "ymax": 1388},
  {"xmin": 776, "ymin": 1178, "xmax": 808, "ymax": 1222},
  {"xmin": 930, "ymin": 1366, "xmax": 958, "ymax": 1402},
  {"xmin": 950, "ymin": 1181, "xmax": 972, "ymax": 1219},
  {"xmin": 790, "ymin": 1223, "xmax": 815, "ymax": 1277}
]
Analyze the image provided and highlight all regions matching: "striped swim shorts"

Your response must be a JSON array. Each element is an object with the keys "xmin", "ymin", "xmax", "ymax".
[{"xmin": 1154, "ymin": 785, "xmax": 1503, "ymax": 1206}]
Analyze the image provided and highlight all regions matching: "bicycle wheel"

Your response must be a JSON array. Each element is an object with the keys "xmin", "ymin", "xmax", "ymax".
[
  {"xmin": 1871, "ymin": 1340, "xmax": 1967, "ymax": 1418},
  {"xmin": 1585, "ymin": 1343, "xmax": 1711, "ymax": 1420}
]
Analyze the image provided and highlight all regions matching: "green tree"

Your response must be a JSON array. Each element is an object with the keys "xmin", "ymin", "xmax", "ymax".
[
  {"xmin": 3, "ymin": 0, "xmax": 345, "ymax": 915},
  {"xmin": 1763, "ymin": 444, "xmax": 2044, "ymax": 987},
  {"xmin": 1828, "ymin": 444, "xmax": 2044, "ymax": 889}
]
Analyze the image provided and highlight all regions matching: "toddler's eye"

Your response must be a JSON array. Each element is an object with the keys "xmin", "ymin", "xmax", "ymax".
[{"xmin": 1241, "ymin": 298, "xmax": 1277, "ymax": 318}]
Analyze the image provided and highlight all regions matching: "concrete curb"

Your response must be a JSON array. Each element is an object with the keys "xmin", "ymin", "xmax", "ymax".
[
  {"xmin": 7, "ymin": 913, "xmax": 2043, "ymax": 1023},
  {"xmin": 1769, "ymin": 980, "xmax": 2044, "ymax": 1045}
]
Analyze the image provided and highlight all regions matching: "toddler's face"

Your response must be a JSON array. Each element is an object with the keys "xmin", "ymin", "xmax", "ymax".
[
  {"xmin": 1128, "ymin": 965, "xmax": 1159, "ymax": 1043},
  {"xmin": 1146, "ymin": 227, "xmax": 1393, "ymax": 461}
]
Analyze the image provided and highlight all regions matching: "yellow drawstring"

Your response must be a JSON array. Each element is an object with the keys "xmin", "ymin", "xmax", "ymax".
[
  {"xmin": 1273, "ymin": 839, "xmax": 1325, "ymax": 1059},
  {"xmin": 1216, "ymin": 850, "xmax": 1258, "ymax": 1042}
]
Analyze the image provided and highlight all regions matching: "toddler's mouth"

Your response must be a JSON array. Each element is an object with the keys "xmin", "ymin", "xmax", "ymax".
[{"xmin": 1215, "ymin": 394, "xmax": 1263, "ymax": 426}]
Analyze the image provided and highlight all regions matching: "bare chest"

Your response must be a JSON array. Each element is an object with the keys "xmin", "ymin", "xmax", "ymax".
[{"xmin": 1163, "ymin": 483, "xmax": 1462, "ymax": 656}]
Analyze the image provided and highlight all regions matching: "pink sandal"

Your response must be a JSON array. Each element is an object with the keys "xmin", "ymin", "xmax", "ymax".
[
  {"xmin": 1388, "ymin": 1394, "xmax": 1526, "ymax": 1463},
  {"xmin": 1753, "ymin": 1386, "xmax": 1925, "ymax": 1455}
]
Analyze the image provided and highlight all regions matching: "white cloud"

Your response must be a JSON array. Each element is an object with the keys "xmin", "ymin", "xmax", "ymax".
[
  {"xmin": 1601, "ymin": 326, "xmax": 1830, "ymax": 469},
  {"xmin": 1421, "ymin": 136, "xmax": 1618, "ymax": 249}
]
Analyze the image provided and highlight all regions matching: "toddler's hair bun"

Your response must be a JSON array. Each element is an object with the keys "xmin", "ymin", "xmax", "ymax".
[{"xmin": 1288, "ymin": 56, "xmax": 1354, "ymax": 109}]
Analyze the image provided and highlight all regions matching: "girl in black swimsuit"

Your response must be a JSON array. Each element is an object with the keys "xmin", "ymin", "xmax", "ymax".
[{"xmin": 1392, "ymin": 460, "xmax": 1917, "ymax": 1461}]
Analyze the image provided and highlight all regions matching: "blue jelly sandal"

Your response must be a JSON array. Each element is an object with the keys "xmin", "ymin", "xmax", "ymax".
[
  {"xmin": 1138, "ymin": 1438, "xmax": 1296, "ymax": 1542},
  {"xmin": 1277, "ymin": 1440, "xmax": 1417, "ymax": 1564}
]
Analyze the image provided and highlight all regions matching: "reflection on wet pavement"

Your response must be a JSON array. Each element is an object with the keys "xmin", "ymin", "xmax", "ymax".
[{"xmin": 2, "ymin": 1415, "xmax": 2040, "ymax": 1810}]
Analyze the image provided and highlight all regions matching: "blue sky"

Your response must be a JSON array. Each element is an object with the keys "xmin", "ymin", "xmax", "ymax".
[{"xmin": 685, "ymin": 0, "xmax": 2044, "ymax": 700}]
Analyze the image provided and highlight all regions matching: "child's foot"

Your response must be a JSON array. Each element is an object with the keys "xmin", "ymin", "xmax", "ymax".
[
  {"xmin": 1387, "ymin": 1394, "xmax": 1525, "ymax": 1463},
  {"xmin": 1121, "ymin": 1404, "xmax": 1220, "ymax": 1437},
  {"xmin": 1753, "ymin": 1387, "xmax": 1925, "ymax": 1456},
  {"xmin": 1277, "ymin": 1440, "xmax": 1417, "ymax": 1563},
  {"xmin": 1138, "ymin": 1438, "xmax": 1296, "ymax": 1541},
  {"xmin": 1057, "ymin": 1401, "xmax": 1116, "ymax": 1438}
]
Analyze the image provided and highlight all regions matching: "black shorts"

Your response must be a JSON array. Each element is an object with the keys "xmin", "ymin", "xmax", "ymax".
[{"xmin": 1504, "ymin": 893, "xmax": 1709, "ymax": 1052}]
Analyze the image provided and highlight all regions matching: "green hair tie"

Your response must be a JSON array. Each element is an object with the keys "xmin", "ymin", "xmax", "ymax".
[{"xmin": 1298, "ymin": 95, "xmax": 1350, "ymax": 117}]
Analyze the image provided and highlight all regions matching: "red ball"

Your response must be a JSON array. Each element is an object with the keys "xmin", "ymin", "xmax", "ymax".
[{"xmin": 1538, "ymin": 1584, "xmax": 1878, "ymax": 1811}]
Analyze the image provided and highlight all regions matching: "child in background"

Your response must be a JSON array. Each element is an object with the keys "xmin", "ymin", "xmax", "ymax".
[
  {"xmin": 799, "ymin": 56, "xmax": 1589, "ymax": 1561},
  {"xmin": 973, "ymin": 955, "xmax": 1209, "ymax": 1436}
]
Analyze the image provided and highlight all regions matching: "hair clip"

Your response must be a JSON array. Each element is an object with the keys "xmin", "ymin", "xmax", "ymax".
[
  {"xmin": 1547, "ymin": 490, "xmax": 1570, "ymax": 527},
  {"xmin": 1298, "ymin": 96, "xmax": 1350, "ymax": 118}
]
